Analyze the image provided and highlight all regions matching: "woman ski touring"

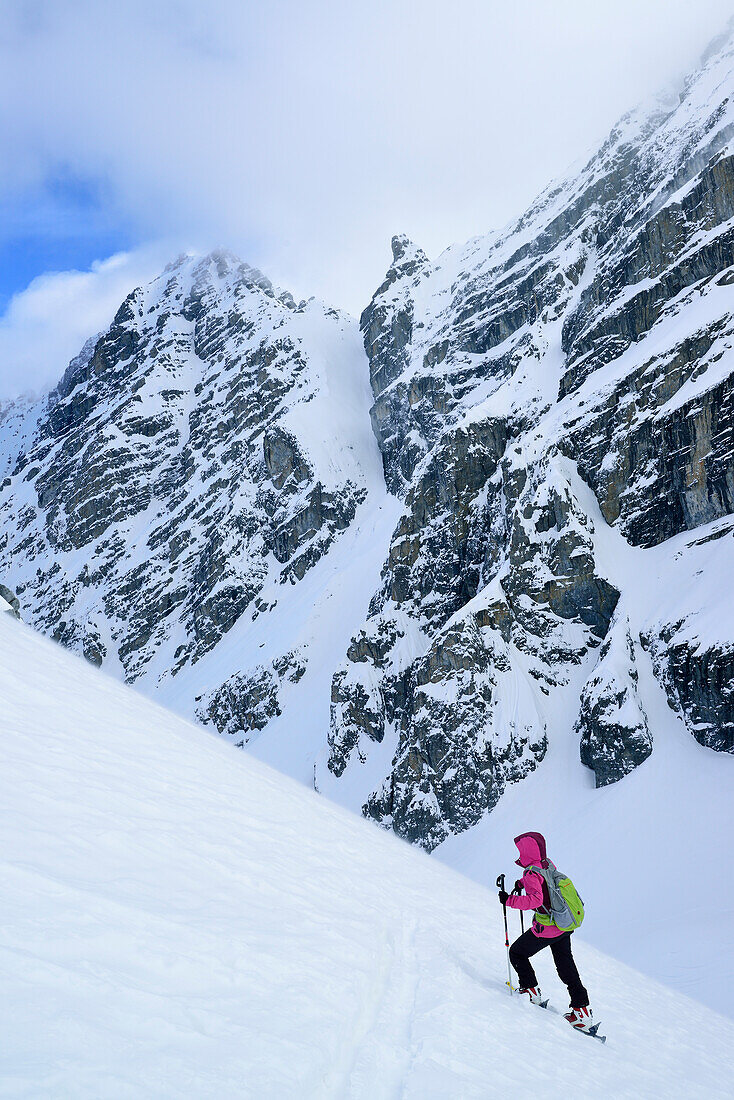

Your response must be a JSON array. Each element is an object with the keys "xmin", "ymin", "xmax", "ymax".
[{"xmin": 498, "ymin": 831, "xmax": 597, "ymax": 1034}]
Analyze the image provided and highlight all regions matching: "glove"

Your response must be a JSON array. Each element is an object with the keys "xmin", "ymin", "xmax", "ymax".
[{"xmin": 498, "ymin": 889, "xmax": 509, "ymax": 906}]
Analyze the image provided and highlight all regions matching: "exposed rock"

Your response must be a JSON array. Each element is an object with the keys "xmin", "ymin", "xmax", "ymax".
[
  {"xmin": 363, "ymin": 618, "xmax": 547, "ymax": 850},
  {"xmin": 0, "ymin": 253, "xmax": 375, "ymax": 696},
  {"xmin": 327, "ymin": 452, "xmax": 618, "ymax": 845},
  {"xmin": 642, "ymin": 626, "xmax": 734, "ymax": 754},
  {"xmin": 361, "ymin": 235, "xmax": 432, "ymax": 494},
  {"xmin": 197, "ymin": 649, "xmax": 307, "ymax": 745},
  {"xmin": 561, "ymin": 260, "xmax": 734, "ymax": 548},
  {"xmin": 0, "ymin": 583, "xmax": 20, "ymax": 619},
  {"xmin": 326, "ymin": 30, "xmax": 734, "ymax": 847},
  {"xmin": 577, "ymin": 617, "xmax": 652, "ymax": 786}
]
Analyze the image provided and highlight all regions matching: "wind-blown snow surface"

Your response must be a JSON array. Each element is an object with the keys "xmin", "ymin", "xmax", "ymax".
[{"xmin": 2, "ymin": 615, "xmax": 734, "ymax": 1098}]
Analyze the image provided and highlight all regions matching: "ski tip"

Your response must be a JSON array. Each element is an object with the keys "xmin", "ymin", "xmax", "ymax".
[{"xmin": 539, "ymin": 999, "xmax": 549, "ymax": 1009}]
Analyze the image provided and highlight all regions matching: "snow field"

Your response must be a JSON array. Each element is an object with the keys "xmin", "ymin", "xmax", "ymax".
[{"xmin": 2, "ymin": 614, "xmax": 734, "ymax": 1098}]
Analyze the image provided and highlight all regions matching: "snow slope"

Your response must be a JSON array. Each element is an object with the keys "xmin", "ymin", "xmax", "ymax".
[{"xmin": 2, "ymin": 614, "xmax": 734, "ymax": 1098}]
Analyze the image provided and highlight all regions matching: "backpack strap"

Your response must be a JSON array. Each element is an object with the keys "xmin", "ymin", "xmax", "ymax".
[{"xmin": 525, "ymin": 865, "xmax": 551, "ymax": 916}]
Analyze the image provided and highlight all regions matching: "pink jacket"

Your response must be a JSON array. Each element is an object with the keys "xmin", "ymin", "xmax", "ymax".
[{"xmin": 505, "ymin": 831, "xmax": 564, "ymax": 939}]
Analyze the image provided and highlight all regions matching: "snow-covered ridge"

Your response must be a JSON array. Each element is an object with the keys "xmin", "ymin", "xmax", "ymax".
[
  {"xmin": 3, "ymin": 610, "xmax": 734, "ymax": 1097},
  {"xmin": 0, "ymin": 249, "xmax": 396, "ymax": 772},
  {"xmin": 328, "ymin": 23, "xmax": 734, "ymax": 854}
]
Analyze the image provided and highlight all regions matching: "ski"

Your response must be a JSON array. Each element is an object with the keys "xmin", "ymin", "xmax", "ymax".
[
  {"xmin": 581, "ymin": 1016, "xmax": 607, "ymax": 1042},
  {"xmin": 509, "ymin": 983, "xmax": 605, "ymax": 1039},
  {"xmin": 570, "ymin": 1021, "xmax": 607, "ymax": 1043}
]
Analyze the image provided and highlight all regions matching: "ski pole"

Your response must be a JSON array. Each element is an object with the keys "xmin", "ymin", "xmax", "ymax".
[{"xmin": 496, "ymin": 873, "xmax": 513, "ymax": 995}]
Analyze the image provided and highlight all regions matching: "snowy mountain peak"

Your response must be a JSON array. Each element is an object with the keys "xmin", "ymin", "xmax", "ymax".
[
  {"xmin": 390, "ymin": 232, "xmax": 428, "ymax": 266},
  {"xmin": 0, "ymin": 246, "xmax": 391, "ymax": 720},
  {"xmin": 136, "ymin": 248, "xmax": 290, "ymax": 318},
  {"xmin": 326, "ymin": 29, "xmax": 734, "ymax": 854}
]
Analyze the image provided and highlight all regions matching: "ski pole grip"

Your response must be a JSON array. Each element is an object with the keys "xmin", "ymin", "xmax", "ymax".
[{"xmin": 496, "ymin": 873, "xmax": 505, "ymax": 890}]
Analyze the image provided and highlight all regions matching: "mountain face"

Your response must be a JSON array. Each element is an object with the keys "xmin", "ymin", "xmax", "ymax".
[
  {"xmin": 0, "ymin": 252, "xmax": 391, "ymax": 749},
  {"xmin": 322, "ymin": 29, "xmax": 734, "ymax": 846},
  {"xmin": 1, "ymin": 32, "xmax": 734, "ymax": 852}
]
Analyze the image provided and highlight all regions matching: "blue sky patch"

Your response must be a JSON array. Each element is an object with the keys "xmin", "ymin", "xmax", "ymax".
[{"xmin": 0, "ymin": 172, "xmax": 135, "ymax": 312}]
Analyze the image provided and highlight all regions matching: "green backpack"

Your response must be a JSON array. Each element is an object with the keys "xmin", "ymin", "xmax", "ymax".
[{"xmin": 528, "ymin": 860, "xmax": 585, "ymax": 931}]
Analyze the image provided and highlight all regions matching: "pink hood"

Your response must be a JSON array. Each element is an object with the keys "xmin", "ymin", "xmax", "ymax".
[{"xmin": 514, "ymin": 831, "xmax": 548, "ymax": 868}]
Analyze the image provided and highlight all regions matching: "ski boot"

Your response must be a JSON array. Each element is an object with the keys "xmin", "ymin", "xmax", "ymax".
[
  {"xmin": 518, "ymin": 986, "xmax": 546, "ymax": 1006},
  {"xmin": 564, "ymin": 1005, "xmax": 594, "ymax": 1032}
]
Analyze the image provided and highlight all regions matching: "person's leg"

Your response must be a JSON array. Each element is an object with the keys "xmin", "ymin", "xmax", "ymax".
[
  {"xmin": 550, "ymin": 933, "xmax": 589, "ymax": 1008},
  {"xmin": 509, "ymin": 929, "xmax": 549, "ymax": 989}
]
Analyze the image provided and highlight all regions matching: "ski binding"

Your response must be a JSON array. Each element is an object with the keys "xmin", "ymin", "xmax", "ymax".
[{"xmin": 574, "ymin": 1021, "xmax": 606, "ymax": 1043}]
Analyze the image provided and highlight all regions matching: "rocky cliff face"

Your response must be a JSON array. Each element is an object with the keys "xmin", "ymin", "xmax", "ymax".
[
  {"xmin": 322, "ymin": 29, "xmax": 734, "ymax": 844},
  {"xmin": 1, "ymin": 33, "xmax": 733, "ymax": 852},
  {"xmin": 0, "ymin": 583, "xmax": 20, "ymax": 619},
  {"xmin": 0, "ymin": 251, "xmax": 390, "ymax": 745}
]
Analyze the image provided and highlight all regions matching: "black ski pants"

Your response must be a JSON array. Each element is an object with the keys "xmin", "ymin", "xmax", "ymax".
[{"xmin": 509, "ymin": 929, "xmax": 589, "ymax": 1008}]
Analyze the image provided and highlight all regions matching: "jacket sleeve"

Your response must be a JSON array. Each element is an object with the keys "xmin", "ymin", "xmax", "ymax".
[{"xmin": 505, "ymin": 870, "xmax": 544, "ymax": 911}]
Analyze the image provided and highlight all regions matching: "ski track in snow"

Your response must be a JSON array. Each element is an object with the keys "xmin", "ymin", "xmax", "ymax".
[{"xmin": 2, "ymin": 614, "xmax": 734, "ymax": 1098}]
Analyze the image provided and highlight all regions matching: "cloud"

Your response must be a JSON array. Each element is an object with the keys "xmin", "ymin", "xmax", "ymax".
[
  {"xmin": 0, "ymin": 0, "xmax": 732, "ymax": 396},
  {"xmin": 0, "ymin": 246, "xmax": 169, "ymax": 401}
]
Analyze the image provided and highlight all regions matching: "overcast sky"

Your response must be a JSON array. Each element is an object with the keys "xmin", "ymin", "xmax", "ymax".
[{"xmin": 0, "ymin": 0, "xmax": 732, "ymax": 399}]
